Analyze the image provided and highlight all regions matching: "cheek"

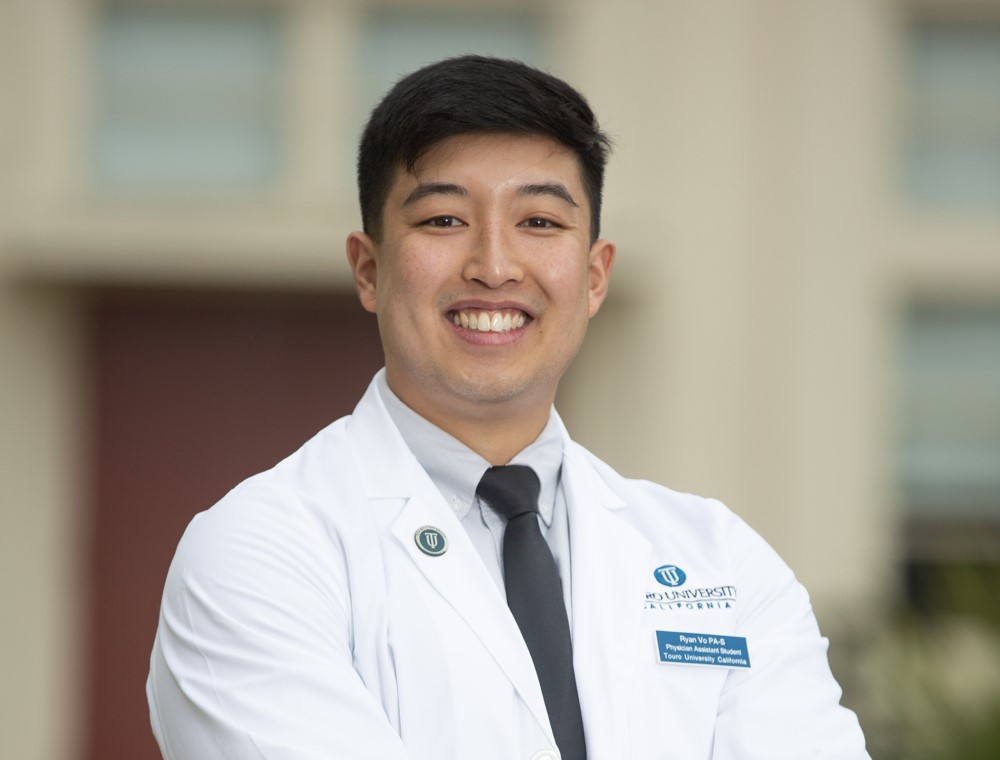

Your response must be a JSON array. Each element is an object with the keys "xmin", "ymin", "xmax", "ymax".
[
  {"xmin": 379, "ymin": 249, "xmax": 450, "ymax": 311},
  {"xmin": 540, "ymin": 259, "xmax": 593, "ymax": 305}
]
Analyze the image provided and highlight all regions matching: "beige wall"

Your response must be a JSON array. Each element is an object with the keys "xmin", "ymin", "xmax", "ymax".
[
  {"xmin": 3, "ymin": 1, "xmax": 999, "ymax": 757},
  {"xmin": 562, "ymin": 0, "xmax": 898, "ymax": 606},
  {"xmin": 1, "ymin": 4, "xmax": 84, "ymax": 760},
  {"xmin": 0, "ymin": 287, "xmax": 86, "ymax": 760}
]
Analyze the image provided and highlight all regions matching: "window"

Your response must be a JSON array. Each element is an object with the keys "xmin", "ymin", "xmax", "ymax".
[
  {"xmin": 93, "ymin": 5, "xmax": 283, "ymax": 192},
  {"xmin": 899, "ymin": 305, "xmax": 1000, "ymax": 522},
  {"xmin": 903, "ymin": 17, "xmax": 1000, "ymax": 208},
  {"xmin": 898, "ymin": 304, "xmax": 1000, "ymax": 615},
  {"xmin": 359, "ymin": 10, "xmax": 544, "ymax": 114}
]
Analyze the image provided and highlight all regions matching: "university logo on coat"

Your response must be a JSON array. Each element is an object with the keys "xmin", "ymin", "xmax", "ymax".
[{"xmin": 654, "ymin": 564, "xmax": 687, "ymax": 587}]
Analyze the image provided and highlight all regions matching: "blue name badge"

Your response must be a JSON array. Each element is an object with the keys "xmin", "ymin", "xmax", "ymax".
[{"xmin": 655, "ymin": 630, "xmax": 751, "ymax": 668}]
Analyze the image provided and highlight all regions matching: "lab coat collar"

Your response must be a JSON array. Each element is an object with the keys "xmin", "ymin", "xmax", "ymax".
[{"xmin": 344, "ymin": 370, "xmax": 418, "ymax": 499}]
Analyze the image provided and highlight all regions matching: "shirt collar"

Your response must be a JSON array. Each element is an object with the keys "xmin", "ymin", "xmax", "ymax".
[{"xmin": 377, "ymin": 373, "xmax": 563, "ymax": 525}]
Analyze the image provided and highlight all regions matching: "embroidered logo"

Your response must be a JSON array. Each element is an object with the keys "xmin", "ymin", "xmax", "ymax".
[{"xmin": 653, "ymin": 564, "xmax": 687, "ymax": 587}]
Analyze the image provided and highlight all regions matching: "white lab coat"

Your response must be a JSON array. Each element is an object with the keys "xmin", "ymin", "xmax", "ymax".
[{"xmin": 147, "ymin": 373, "xmax": 869, "ymax": 759}]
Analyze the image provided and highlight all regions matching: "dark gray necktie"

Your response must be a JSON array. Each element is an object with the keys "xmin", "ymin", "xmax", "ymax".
[{"xmin": 477, "ymin": 465, "xmax": 587, "ymax": 760}]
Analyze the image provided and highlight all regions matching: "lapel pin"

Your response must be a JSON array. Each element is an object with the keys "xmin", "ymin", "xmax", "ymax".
[{"xmin": 415, "ymin": 526, "xmax": 448, "ymax": 556}]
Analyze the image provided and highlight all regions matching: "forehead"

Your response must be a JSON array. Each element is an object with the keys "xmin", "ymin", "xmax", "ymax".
[{"xmin": 388, "ymin": 133, "xmax": 586, "ymax": 200}]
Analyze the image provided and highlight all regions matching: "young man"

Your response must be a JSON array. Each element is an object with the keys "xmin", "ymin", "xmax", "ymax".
[{"xmin": 147, "ymin": 56, "xmax": 869, "ymax": 759}]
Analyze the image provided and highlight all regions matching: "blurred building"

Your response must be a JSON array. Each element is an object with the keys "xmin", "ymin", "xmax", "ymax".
[{"xmin": 1, "ymin": 1, "xmax": 999, "ymax": 758}]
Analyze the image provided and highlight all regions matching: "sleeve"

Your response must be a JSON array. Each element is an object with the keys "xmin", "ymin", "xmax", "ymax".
[
  {"xmin": 711, "ymin": 509, "xmax": 871, "ymax": 760},
  {"xmin": 145, "ymin": 484, "xmax": 411, "ymax": 760}
]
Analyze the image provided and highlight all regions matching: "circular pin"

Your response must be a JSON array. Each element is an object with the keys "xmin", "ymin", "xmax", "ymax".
[{"xmin": 415, "ymin": 526, "xmax": 448, "ymax": 556}]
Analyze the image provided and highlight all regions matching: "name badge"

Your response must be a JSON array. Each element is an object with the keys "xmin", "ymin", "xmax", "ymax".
[{"xmin": 655, "ymin": 630, "xmax": 751, "ymax": 668}]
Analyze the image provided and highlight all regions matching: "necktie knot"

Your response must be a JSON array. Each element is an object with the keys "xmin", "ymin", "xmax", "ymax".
[{"xmin": 476, "ymin": 465, "xmax": 541, "ymax": 522}]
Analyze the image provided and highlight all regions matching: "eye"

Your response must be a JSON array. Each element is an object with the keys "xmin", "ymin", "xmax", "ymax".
[
  {"xmin": 519, "ymin": 217, "xmax": 562, "ymax": 230},
  {"xmin": 422, "ymin": 215, "xmax": 465, "ymax": 228}
]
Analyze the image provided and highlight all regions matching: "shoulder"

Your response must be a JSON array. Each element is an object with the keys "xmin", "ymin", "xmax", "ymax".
[
  {"xmin": 566, "ymin": 440, "xmax": 739, "ymax": 535},
  {"xmin": 165, "ymin": 415, "xmax": 363, "ymax": 599},
  {"xmin": 565, "ymin": 440, "xmax": 796, "ymax": 594}
]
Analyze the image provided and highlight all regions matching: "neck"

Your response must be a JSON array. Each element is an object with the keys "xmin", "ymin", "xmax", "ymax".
[
  {"xmin": 390, "ymin": 387, "xmax": 553, "ymax": 466},
  {"xmin": 446, "ymin": 413, "xmax": 550, "ymax": 466}
]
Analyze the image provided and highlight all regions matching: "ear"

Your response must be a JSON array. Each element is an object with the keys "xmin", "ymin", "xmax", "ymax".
[
  {"xmin": 586, "ymin": 239, "xmax": 615, "ymax": 317},
  {"xmin": 346, "ymin": 231, "xmax": 379, "ymax": 314}
]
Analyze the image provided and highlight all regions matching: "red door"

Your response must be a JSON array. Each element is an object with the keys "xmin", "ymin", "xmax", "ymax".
[{"xmin": 85, "ymin": 288, "xmax": 384, "ymax": 760}]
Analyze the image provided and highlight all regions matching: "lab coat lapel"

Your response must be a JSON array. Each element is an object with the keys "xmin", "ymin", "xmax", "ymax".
[
  {"xmin": 388, "ymin": 486, "xmax": 553, "ymax": 743},
  {"xmin": 563, "ymin": 445, "xmax": 652, "ymax": 760},
  {"xmin": 347, "ymin": 376, "xmax": 555, "ymax": 745}
]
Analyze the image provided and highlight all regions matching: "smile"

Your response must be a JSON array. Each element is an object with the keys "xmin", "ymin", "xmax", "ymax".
[{"xmin": 449, "ymin": 309, "xmax": 528, "ymax": 333}]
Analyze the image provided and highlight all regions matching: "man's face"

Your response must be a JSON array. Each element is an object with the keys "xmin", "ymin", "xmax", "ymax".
[{"xmin": 347, "ymin": 133, "xmax": 614, "ymax": 431}]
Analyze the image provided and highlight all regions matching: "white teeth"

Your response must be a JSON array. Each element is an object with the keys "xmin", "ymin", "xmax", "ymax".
[{"xmin": 452, "ymin": 309, "xmax": 527, "ymax": 333}]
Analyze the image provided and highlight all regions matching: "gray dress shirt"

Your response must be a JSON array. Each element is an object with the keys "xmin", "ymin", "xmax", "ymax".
[{"xmin": 377, "ymin": 373, "xmax": 574, "ymax": 623}]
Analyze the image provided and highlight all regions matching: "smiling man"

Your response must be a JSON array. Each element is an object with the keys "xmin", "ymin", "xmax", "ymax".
[{"xmin": 147, "ymin": 56, "xmax": 869, "ymax": 759}]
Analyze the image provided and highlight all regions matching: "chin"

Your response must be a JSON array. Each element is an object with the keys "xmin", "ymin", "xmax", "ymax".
[{"xmin": 445, "ymin": 370, "xmax": 557, "ymax": 410}]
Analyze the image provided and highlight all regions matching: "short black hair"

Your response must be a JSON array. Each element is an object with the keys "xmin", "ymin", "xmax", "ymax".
[{"xmin": 357, "ymin": 55, "xmax": 611, "ymax": 242}]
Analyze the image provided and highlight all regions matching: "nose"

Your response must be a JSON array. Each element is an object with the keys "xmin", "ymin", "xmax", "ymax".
[{"xmin": 461, "ymin": 222, "xmax": 523, "ymax": 288}]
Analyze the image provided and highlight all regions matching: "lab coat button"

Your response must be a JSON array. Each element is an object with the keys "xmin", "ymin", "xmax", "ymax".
[{"xmin": 530, "ymin": 750, "xmax": 559, "ymax": 760}]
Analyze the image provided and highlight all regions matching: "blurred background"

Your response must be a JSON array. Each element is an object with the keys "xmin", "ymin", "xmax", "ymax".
[{"xmin": 2, "ymin": 0, "xmax": 999, "ymax": 758}]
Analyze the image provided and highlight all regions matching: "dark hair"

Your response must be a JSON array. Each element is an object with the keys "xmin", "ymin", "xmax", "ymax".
[{"xmin": 357, "ymin": 55, "xmax": 611, "ymax": 242}]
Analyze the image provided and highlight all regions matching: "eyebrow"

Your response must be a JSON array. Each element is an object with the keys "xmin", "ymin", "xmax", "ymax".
[
  {"xmin": 517, "ymin": 183, "xmax": 579, "ymax": 208},
  {"xmin": 401, "ymin": 182, "xmax": 467, "ymax": 206},
  {"xmin": 402, "ymin": 180, "xmax": 580, "ymax": 208}
]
